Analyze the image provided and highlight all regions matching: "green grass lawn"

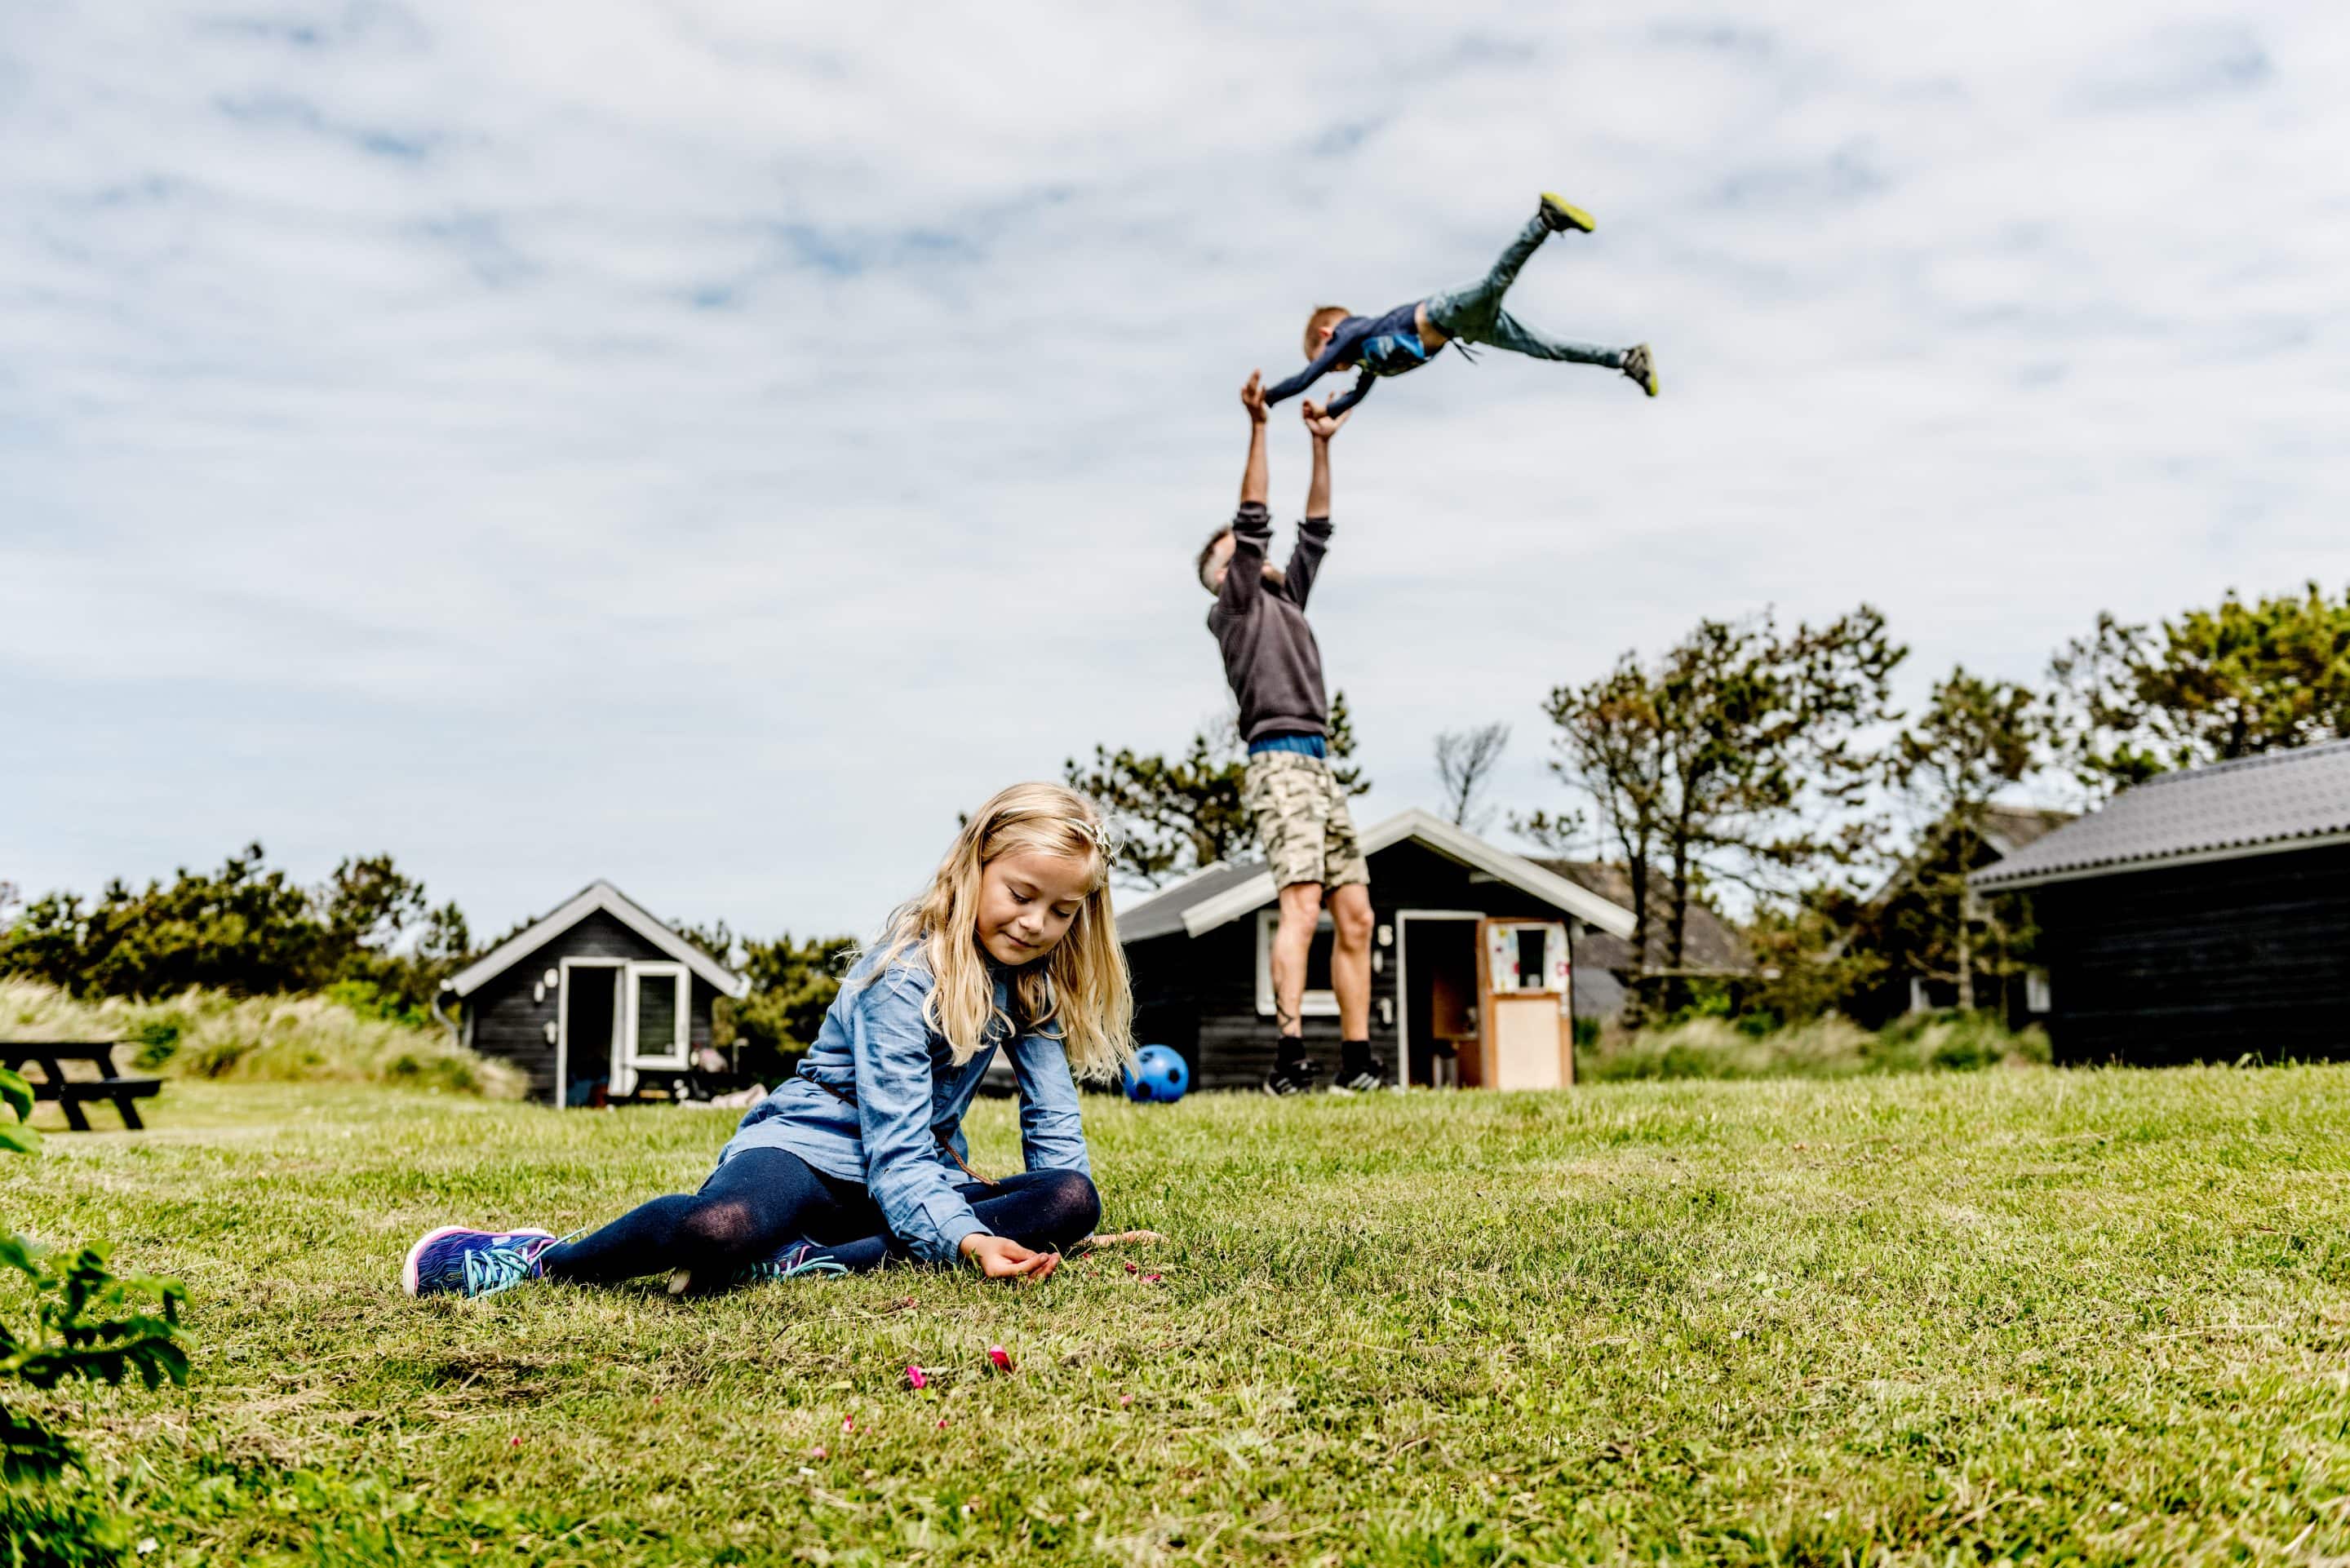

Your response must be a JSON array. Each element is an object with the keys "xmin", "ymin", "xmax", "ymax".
[{"xmin": 7, "ymin": 1068, "xmax": 2350, "ymax": 1566}]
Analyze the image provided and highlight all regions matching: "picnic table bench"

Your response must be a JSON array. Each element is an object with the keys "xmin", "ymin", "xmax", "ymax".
[{"xmin": 1, "ymin": 1042, "xmax": 162, "ymax": 1131}]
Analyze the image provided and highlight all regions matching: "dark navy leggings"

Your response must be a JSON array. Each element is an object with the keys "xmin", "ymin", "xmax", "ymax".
[{"xmin": 540, "ymin": 1146, "xmax": 1101, "ymax": 1286}]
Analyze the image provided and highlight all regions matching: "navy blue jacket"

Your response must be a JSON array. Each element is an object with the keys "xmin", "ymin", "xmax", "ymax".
[{"xmin": 1263, "ymin": 300, "xmax": 1434, "ymax": 415}]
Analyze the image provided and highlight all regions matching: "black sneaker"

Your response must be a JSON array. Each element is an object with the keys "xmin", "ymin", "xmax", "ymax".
[
  {"xmin": 1328, "ymin": 1066, "xmax": 1383, "ymax": 1095},
  {"xmin": 1264, "ymin": 1055, "xmax": 1320, "ymax": 1096}
]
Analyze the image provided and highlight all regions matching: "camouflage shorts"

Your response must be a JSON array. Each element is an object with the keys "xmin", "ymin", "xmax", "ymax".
[{"xmin": 1243, "ymin": 751, "xmax": 1369, "ymax": 891}]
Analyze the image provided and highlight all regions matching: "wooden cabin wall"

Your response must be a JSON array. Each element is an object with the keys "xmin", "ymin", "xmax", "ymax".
[
  {"xmin": 2033, "ymin": 842, "xmax": 2350, "ymax": 1065},
  {"xmin": 467, "ymin": 910, "xmax": 719, "ymax": 1105},
  {"xmin": 1127, "ymin": 842, "xmax": 1586, "ymax": 1092}
]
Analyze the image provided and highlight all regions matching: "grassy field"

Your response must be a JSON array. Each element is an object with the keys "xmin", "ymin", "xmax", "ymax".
[{"xmin": 7, "ymin": 1069, "xmax": 2349, "ymax": 1566}]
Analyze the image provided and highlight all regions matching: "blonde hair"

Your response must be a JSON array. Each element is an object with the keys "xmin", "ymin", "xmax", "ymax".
[
  {"xmin": 1304, "ymin": 304, "xmax": 1350, "ymax": 358},
  {"xmin": 860, "ymin": 782, "xmax": 1135, "ymax": 1083}
]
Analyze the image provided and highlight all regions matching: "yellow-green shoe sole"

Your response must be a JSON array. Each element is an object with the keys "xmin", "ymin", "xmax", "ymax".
[{"xmin": 1540, "ymin": 193, "xmax": 1595, "ymax": 233}]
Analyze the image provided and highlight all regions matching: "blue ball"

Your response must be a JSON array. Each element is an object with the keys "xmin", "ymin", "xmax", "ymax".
[{"xmin": 1124, "ymin": 1044, "xmax": 1190, "ymax": 1104}]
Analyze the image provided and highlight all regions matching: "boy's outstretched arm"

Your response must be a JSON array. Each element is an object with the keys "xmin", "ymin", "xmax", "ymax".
[
  {"xmin": 1324, "ymin": 367, "xmax": 1376, "ymax": 419},
  {"xmin": 1264, "ymin": 321, "xmax": 1360, "ymax": 407}
]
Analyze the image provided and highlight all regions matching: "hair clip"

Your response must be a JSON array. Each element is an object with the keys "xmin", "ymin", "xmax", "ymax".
[{"xmin": 1065, "ymin": 817, "xmax": 1121, "ymax": 858}]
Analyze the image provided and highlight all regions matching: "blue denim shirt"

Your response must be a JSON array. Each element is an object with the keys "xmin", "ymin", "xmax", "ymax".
[{"xmin": 716, "ymin": 949, "xmax": 1091, "ymax": 1263}]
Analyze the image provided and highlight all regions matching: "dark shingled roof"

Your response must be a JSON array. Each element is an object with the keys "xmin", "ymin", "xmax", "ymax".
[
  {"xmin": 1115, "ymin": 859, "xmax": 1266, "ymax": 943},
  {"xmin": 1535, "ymin": 861, "xmax": 1755, "ymax": 975},
  {"xmin": 1971, "ymin": 740, "xmax": 2350, "ymax": 891}
]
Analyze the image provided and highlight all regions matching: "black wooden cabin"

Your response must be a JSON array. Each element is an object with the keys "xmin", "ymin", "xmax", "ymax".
[
  {"xmin": 1117, "ymin": 809, "xmax": 1635, "ymax": 1092},
  {"xmin": 441, "ymin": 880, "xmax": 748, "ymax": 1105},
  {"xmin": 1971, "ymin": 742, "xmax": 2350, "ymax": 1065}
]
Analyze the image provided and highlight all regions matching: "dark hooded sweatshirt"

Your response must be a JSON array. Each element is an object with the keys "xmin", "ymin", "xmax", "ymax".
[{"xmin": 1208, "ymin": 502, "xmax": 1331, "ymax": 744}]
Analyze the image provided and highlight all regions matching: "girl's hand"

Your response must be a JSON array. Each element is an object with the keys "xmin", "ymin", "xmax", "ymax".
[{"xmin": 960, "ymin": 1233, "xmax": 1061, "ymax": 1282}]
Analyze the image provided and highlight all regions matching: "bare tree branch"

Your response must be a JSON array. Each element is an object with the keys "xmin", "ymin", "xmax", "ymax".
[{"xmin": 1434, "ymin": 722, "xmax": 1510, "ymax": 832}]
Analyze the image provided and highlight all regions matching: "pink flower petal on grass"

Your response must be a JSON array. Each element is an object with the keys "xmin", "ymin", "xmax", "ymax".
[
  {"xmin": 987, "ymin": 1345, "xmax": 1014, "ymax": 1373},
  {"xmin": 841, "ymin": 1415, "xmax": 855, "ymax": 1434},
  {"xmin": 937, "ymin": 1416, "xmax": 949, "ymax": 1429},
  {"xmin": 905, "ymin": 1365, "xmax": 929, "ymax": 1391},
  {"xmin": 811, "ymin": 1446, "xmax": 828, "ymax": 1459}
]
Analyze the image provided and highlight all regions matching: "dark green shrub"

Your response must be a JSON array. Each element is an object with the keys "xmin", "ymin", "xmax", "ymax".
[
  {"xmin": 127, "ymin": 1019, "xmax": 181, "ymax": 1071},
  {"xmin": 0, "ymin": 1486, "xmax": 132, "ymax": 1568},
  {"xmin": 0, "ymin": 1067, "xmax": 190, "ymax": 1565}
]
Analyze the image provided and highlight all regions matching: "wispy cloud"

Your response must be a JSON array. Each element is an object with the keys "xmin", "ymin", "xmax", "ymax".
[{"xmin": 3, "ymin": 1, "xmax": 2347, "ymax": 935}]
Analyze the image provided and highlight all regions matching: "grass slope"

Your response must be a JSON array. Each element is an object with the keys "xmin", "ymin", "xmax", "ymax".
[
  {"xmin": 5, "ymin": 1072, "xmax": 2348, "ymax": 1565},
  {"xmin": 1, "ymin": 978, "xmax": 524, "ymax": 1097}
]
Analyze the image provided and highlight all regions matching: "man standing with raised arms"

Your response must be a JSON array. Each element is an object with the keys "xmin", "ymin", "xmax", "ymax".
[{"xmin": 1193, "ymin": 374, "xmax": 1378, "ymax": 1095}]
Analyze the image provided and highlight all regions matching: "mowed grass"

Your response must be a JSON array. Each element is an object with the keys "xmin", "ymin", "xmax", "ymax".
[{"xmin": 7, "ymin": 1069, "xmax": 2350, "ymax": 1566}]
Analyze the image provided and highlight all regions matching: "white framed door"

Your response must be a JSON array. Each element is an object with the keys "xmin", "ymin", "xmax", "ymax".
[
  {"xmin": 619, "ymin": 961, "xmax": 690, "ymax": 1095},
  {"xmin": 556, "ymin": 958, "xmax": 625, "ymax": 1108},
  {"xmin": 1394, "ymin": 910, "xmax": 1482, "ymax": 1088}
]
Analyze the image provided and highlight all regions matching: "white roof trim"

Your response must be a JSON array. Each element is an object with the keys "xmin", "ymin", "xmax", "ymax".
[
  {"xmin": 443, "ymin": 879, "xmax": 750, "ymax": 999},
  {"xmin": 1112, "ymin": 857, "xmax": 1230, "ymax": 919},
  {"xmin": 1177, "ymin": 808, "xmax": 1637, "ymax": 940},
  {"xmin": 1971, "ymin": 826, "xmax": 2350, "ymax": 892}
]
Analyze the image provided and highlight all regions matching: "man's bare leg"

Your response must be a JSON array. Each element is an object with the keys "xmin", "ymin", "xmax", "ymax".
[
  {"xmin": 1328, "ymin": 883, "xmax": 1374, "ymax": 1041},
  {"xmin": 1327, "ymin": 883, "xmax": 1379, "ymax": 1090},
  {"xmin": 1270, "ymin": 882, "xmax": 1326, "ymax": 1045}
]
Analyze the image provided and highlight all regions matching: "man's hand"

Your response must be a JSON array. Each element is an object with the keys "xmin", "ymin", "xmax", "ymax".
[
  {"xmin": 1301, "ymin": 397, "xmax": 1349, "ymax": 441},
  {"xmin": 1242, "ymin": 370, "xmax": 1269, "ymax": 425},
  {"xmin": 960, "ymin": 1232, "xmax": 1062, "ymax": 1282}
]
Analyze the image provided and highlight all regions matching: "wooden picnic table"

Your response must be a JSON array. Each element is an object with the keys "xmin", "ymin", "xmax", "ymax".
[{"xmin": 1, "ymin": 1041, "xmax": 162, "ymax": 1131}]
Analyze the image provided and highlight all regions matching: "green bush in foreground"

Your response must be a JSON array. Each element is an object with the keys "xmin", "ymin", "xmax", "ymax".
[
  {"xmin": 1581, "ymin": 1008, "xmax": 2050, "ymax": 1083},
  {"xmin": 1, "ymin": 1066, "xmax": 190, "ymax": 1568},
  {"xmin": 0, "ymin": 980, "xmax": 524, "ymax": 1098}
]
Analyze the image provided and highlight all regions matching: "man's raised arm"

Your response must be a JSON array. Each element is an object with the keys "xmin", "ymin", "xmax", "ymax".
[
  {"xmin": 1302, "ymin": 396, "xmax": 1348, "ymax": 520},
  {"xmin": 1240, "ymin": 370, "xmax": 1270, "ymax": 508},
  {"xmin": 1285, "ymin": 397, "xmax": 1349, "ymax": 608},
  {"xmin": 1217, "ymin": 371, "xmax": 1275, "ymax": 614}
]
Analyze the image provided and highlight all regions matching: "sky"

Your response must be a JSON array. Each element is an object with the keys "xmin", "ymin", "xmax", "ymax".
[{"xmin": 4, "ymin": 2, "xmax": 2348, "ymax": 943}]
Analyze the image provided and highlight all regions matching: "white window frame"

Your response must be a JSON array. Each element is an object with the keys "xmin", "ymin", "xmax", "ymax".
[
  {"xmin": 623, "ymin": 961, "xmax": 691, "ymax": 1070},
  {"xmin": 1255, "ymin": 910, "xmax": 1341, "ymax": 1019},
  {"xmin": 2025, "ymin": 968, "xmax": 2052, "ymax": 1015}
]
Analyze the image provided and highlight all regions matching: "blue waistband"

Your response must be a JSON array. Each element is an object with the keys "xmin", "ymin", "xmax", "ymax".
[{"xmin": 1248, "ymin": 733, "xmax": 1328, "ymax": 759}]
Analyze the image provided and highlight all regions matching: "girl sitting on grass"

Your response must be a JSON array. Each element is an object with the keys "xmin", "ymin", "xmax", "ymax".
[{"xmin": 402, "ymin": 782, "xmax": 1134, "ymax": 1299}]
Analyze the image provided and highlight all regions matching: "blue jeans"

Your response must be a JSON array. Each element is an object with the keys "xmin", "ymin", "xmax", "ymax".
[
  {"xmin": 1425, "ymin": 214, "xmax": 1621, "ymax": 369},
  {"xmin": 541, "ymin": 1147, "xmax": 1102, "ymax": 1285}
]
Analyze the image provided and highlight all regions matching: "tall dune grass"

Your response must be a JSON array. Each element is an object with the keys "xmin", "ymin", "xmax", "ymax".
[
  {"xmin": 0, "ymin": 978, "xmax": 525, "ymax": 1097},
  {"xmin": 1578, "ymin": 1009, "xmax": 2051, "ymax": 1083}
]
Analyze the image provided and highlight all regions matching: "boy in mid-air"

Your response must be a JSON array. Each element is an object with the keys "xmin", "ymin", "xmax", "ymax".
[{"xmin": 1263, "ymin": 193, "xmax": 1657, "ymax": 419}]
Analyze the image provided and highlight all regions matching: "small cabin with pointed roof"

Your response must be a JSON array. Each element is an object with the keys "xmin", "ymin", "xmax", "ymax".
[
  {"xmin": 1116, "ymin": 809, "xmax": 1637, "ymax": 1092},
  {"xmin": 441, "ymin": 880, "xmax": 749, "ymax": 1106}
]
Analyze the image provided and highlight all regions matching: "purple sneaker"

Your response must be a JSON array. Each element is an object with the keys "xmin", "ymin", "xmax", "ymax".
[{"xmin": 402, "ymin": 1225, "xmax": 558, "ymax": 1298}]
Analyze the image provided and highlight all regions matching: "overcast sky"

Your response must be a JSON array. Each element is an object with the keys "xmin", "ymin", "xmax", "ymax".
[{"xmin": 4, "ymin": 2, "xmax": 2346, "ymax": 942}]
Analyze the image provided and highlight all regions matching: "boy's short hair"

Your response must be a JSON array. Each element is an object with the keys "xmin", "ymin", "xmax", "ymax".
[
  {"xmin": 1196, "ymin": 526, "xmax": 1232, "ymax": 590},
  {"xmin": 1303, "ymin": 305, "xmax": 1350, "ymax": 359}
]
